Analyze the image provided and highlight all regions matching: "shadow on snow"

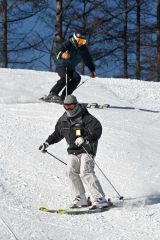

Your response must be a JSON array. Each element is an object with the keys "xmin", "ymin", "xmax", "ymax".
[
  {"xmin": 121, "ymin": 194, "xmax": 160, "ymax": 208},
  {"xmin": 110, "ymin": 105, "xmax": 159, "ymax": 113}
]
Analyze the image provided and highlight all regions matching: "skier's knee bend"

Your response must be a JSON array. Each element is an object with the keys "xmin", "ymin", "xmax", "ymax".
[
  {"xmin": 76, "ymin": 77, "xmax": 81, "ymax": 84},
  {"xmin": 67, "ymin": 168, "xmax": 79, "ymax": 180},
  {"xmin": 59, "ymin": 76, "xmax": 66, "ymax": 82},
  {"xmin": 73, "ymin": 72, "xmax": 81, "ymax": 82},
  {"xmin": 77, "ymin": 75, "xmax": 81, "ymax": 82},
  {"xmin": 81, "ymin": 171, "xmax": 92, "ymax": 182}
]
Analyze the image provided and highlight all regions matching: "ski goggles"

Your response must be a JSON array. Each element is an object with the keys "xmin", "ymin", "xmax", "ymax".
[
  {"xmin": 63, "ymin": 103, "xmax": 76, "ymax": 110},
  {"xmin": 77, "ymin": 38, "xmax": 86, "ymax": 45},
  {"xmin": 73, "ymin": 33, "xmax": 87, "ymax": 45}
]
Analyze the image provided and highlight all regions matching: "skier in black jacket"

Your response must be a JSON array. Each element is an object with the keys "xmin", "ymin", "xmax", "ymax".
[
  {"xmin": 39, "ymin": 95, "xmax": 109, "ymax": 209},
  {"xmin": 44, "ymin": 32, "xmax": 96, "ymax": 102}
]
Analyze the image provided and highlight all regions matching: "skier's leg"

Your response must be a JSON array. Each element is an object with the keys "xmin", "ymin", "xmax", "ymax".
[
  {"xmin": 67, "ymin": 154, "xmax": 85, "ymax": 196},
  {"xmin": 61, "ymin": 70, "xmax": 81, "ymax": 100},
  {"xmin": 80, "ymin": 153, "xmax": 105, "ymax": 200},
  {"xmin": 68, "ymin": 71, "xmax": 81, "ymax": 93},
  {"xmin": 49, "ymin": 67, "xmax": 66, "ymax": 96}
]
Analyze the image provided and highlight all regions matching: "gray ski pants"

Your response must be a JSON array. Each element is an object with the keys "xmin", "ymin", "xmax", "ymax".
[{"xmin": 67, "ymin": 153, "xmax": 105, "ymax": 200}]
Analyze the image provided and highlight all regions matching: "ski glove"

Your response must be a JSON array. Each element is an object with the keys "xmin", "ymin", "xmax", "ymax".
[
  {"xmin": 39, "ymin": 142, "xmax": 49, "ymax": 153},
  {"xmin": 61, "ymin": 50, "xmax": 70, "ymax": 60},
  {"xmin": 75, "ymin": 137, "xmax": 85, "ymax": 147}
]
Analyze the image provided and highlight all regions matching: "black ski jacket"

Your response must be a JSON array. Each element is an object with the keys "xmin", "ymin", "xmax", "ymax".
[
  {"xmin": 46, "ymin": 106, "xmax": 102, "ymax": 156},
  {"xmin": 56, "ymin": 36, "xmax": 95, "ymax": 72}
]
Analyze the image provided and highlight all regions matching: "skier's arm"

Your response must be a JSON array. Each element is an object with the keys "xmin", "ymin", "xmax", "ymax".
[
  {"xmin": 45, "ymin": 118, "xmax": 64, "ymax": 145},
  {"xmin": 39, "ymin": 118, "xmax": 64, "ymax": 153},
  {"xmin": 80, "ymin": 46, "xmax": 95, "ymax": 72},
  {"xmin": 56, "ymin": 41, "xmax": 71, "ymax": 60},
  {"xmin": 84, "ymin": 115, "xmax": 102, "ymax": 142}
]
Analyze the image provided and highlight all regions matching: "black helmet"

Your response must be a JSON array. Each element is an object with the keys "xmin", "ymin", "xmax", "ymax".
[
  {"xmin": 73, "ymin": 32, "xmax": 86, "ymax": 39},
  {"xmin": 73, "ymin": 32, "xmax": 86, "ymax": 45}
]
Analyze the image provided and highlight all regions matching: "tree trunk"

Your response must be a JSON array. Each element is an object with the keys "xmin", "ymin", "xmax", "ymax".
[
  {"xmin": 2, "ymin": 0, "xmax": 8, "ymax": 68},
  {"xmin": 55, "ymin": 0, "xmax": 63, "ymax": 50},
  {"xmin": 81, "ymin": 0, "xmax": 87, "ymax": 75},
  {"xmin": 157, "ymin": 0, "xmax": 160, "ymax": 81},
  {"xmin": 136, "ymin": 0, "xmax": 141, "ymax": 80},
  {"xmin": 124, "ymin": 0, "xmax": 128, "ymax": 78}
]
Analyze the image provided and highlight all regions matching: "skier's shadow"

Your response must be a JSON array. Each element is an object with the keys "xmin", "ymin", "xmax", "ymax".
[
  {"xmin": 110, "ymin": 105, "xmax": 159, "ymax": 113},
  {"xmin": 124, "ymin": 194, "xmax": 160, "ymax": 207},
  {"xmin": 144, "ymin": 194, "xmax": 160, "ymax": 206}
]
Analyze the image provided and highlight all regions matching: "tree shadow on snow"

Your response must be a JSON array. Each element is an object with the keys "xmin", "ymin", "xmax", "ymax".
[{"xmin": 110, "ymin": 105, "xmax": 159, "ymax": 113}]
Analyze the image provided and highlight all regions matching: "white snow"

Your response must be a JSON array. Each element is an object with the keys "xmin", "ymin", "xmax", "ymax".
[{"xmin": 0, "ymin": 68, "xmax": 160, "ymax": 240}]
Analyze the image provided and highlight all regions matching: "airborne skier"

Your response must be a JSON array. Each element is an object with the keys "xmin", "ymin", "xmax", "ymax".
[{"xmin": 39, "ymin": 95, "xmax": 109, "ymax": 209}]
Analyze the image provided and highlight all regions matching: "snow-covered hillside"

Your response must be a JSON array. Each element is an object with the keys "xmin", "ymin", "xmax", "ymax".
[{"xmin": 0, "ymin": 68, "xmax": 160, "ymax": 240}]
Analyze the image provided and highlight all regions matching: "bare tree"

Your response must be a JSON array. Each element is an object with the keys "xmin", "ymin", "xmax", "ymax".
[
  {"xmin": 49, "ymin": 0, "xmax": 73, "ymax": 70},
  {"xmin": 136, "ymin": 0, "xmax": 141, "ymax": 79},
  {"xmin": 138, "ymin": 0, "xmax": 157, "ymax": 81},
  {"xmin": 55, "ymin": 0, "xmax": 63, "ymax": 49},
  {"xmin": 49, "ymin": 0, "xmax": 63, "ymax": 71},
  {"xmin": 1, "ymin": 0, "xmax": 8, "ymax": 67},
  {"xmin": 157, "ymin": 0, "xmax": 160, "ymax": 81},
  {"xmin": 0, "ymin": 0, "xmax": 159, "ymax": 81},
  {"xmin": 60, "ymin": 0, "xmax": 122, "ymax": 76},
  {"xmin": 0, "ymin": 0, "xmax": 48, "ymax": 68},
  {"xmin": 123, "ymin": 0, "xmax": 129, "ymax": 78}
]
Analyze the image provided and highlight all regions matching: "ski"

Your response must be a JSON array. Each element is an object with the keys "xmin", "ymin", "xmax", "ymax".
[
  {"xmin": 81, "ymin": 103, "xmax": 110, "ymax": 109},
  {"xmin": 40, "ymin": 97, "xmax": 110, "ymax": 109},
  {"xmin": 39, "ymin": 96, "xmax": 63, "ymax": 104},
  {"xmin": 39, "ymin": 204, "xmax": 115, "ymax": 215}
]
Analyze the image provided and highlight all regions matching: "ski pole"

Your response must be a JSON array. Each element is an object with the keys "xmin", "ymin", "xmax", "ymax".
[
  {"xmin": 82, "ymin": 146, "xmax": 124, "ymax": 200},
  {"xmin": 66, "ymin": 66, "xmax": 68, "ymax": 96},
  {"xmin": 45, "ymin": 150, "xmax": 67, "ymax": 166},
  {"xmin": 75, "ymin": 78, "xmax": 89, "ymax": 90}
]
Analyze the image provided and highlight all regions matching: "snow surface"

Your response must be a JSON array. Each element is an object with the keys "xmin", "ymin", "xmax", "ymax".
[{"xmin": 0, "ymin": 68, "xmax": 160, "ymax": 240}]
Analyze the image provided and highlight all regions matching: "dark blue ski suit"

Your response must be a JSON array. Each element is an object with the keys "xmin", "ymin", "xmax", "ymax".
[{"xmin": 50, "ymin": 36, "xmax": 95, "ymax": 100}]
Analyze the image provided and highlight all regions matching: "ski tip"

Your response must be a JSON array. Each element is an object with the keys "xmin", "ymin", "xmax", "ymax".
[
  {"xmin": 39, "ymin": 207, "xmax": 67, "ymax": 214},
  {"xmin": 39, "ymin": 207, "xmax": 49, "ymax": 212}
]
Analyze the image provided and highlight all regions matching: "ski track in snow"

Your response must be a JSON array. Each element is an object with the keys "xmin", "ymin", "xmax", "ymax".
[{"xmin": 0, "ymin": 68, "xmax": 160, "ymax": 240}]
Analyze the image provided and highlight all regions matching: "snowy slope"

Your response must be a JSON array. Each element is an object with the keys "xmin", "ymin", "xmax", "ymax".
[{"xmin": 0, "ymin": 68, "xmax": 160, "ymax": 240}]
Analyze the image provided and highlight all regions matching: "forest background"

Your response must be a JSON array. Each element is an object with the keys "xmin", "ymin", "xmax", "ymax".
[{"xmin": 1, "ymin": 0, "xmax": 160, "ymax": 82}]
